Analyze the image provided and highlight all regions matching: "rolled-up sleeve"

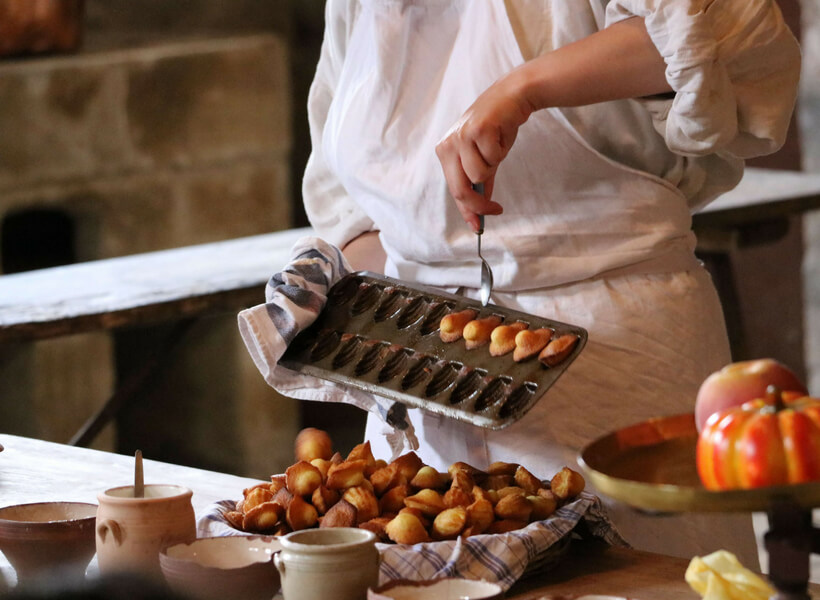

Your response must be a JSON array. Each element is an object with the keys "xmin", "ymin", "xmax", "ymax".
[
  {"xmin": 606, "ymin": 0, "xmax": 801, "ymax": 159},
  {"xmin": 302, "ymin": 0, "xmax": 375, "ymax": 249}
]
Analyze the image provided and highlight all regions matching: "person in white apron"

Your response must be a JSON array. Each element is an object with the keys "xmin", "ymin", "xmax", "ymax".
[{"xmin": 300, "ymin": 0, "xmax": 801, "ymax": 567}]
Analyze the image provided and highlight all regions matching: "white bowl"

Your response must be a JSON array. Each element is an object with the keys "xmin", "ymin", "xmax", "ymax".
[
  {"xmin": 160, "ymin": 535, "xmax": 281, "ymax": 600},
  {"xmin": 369, "ymin": 577, "xmax": 504, "ymax": 600}
]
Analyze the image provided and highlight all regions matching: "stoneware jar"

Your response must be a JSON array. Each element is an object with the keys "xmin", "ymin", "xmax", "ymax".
[
  {"xmin": 275, "ymin": 528, "xmax": 379, "ymax": 600},
  {"xmin": 96, "ymin": 484, "xmax": 195, "ymax": 580}
]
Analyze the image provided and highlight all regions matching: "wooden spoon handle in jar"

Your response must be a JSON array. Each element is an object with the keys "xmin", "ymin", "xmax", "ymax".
[{"xmin": 134, "ymin": 449, "xmax": 144, "ymax": 498}]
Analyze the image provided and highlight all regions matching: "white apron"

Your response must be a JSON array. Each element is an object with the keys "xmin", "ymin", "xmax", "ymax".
[{"xmin": 321, "ymin": 0, "xmax": 760, "ymax": 567}]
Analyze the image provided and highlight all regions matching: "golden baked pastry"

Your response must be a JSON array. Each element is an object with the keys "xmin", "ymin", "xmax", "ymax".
[
  {"xmin": 431, "ymin": 507, "xmax": 467, "ymax": 540},
  {"xmin": 513, "ymin": 328, "xmax": 553, "ymax": 362},
  {"xmin": 463, "ymin": 315, "xmax": 503, "ymax": 350},
  {"xmin": 343, "ymin": 486, "xmax": 380, "ymax": 524},
  {"xmin": 539, "ymin": 333, "xmax": 579, "ymax": 367},
  {"xmin": 286, "ymin": 461, "xmax": 323, "ymax": 498},
  {"xmin": 489, "ymin": 322, "xmax": 529, "ymax": 357},
  {"xmin": 294, "ymin": 427, "xmax": 333, "ymax": 462},
  {"xmin": 229, "ymin": 427, "xmax": 587, "ymax": 543},
  {"xmin": 379, "ymin": 483, "xmax": 410, "ymax": 514},
  {"xmin": 464, "ymin": 498, "xmax": 494, "ymax": 536},
  {"xmin": 243, "ymin": 501, "xmax": 284, "ymax": 532},
  {"xmin": 529, "ymin": 493, "xmax": 557, "ymax": 520},
  {"xmin": 385, "ymin": 511, "xmax": 431, "ymax": 545},
  {"xmin": 550, "ymin": 466, "xmax": 586, "ymax": 500},
  {"xmin": 494, "ymin": 494, "xmax": 532, "ymax": 522},
  {"xmin": 410, "ymin": 466, "xmax": 448, "ymax": 490},
  {"xmin": 439, "ymin": 309, "xmax": 478, "ymax": 343},
  {"xmin": 320, "ymin": 498, "xmax": 357, "ymax": 529},
  {"xmin": 514, "ymin": 465, "xmax": 543, "ymax": 495},
  {"xmin": 404, "ymin": 488, "xmax": 446, "ymax": 517},
  {"xmin": 326, "ymin": 459, "xmax": 367, "ymax": 490},
  {"xmin": 311, "ymin": 485, "xmax": 340, "ymax": 515},
  {"xmin": 286, "ymin": 495, "xmax": 318, "ymax": 531}
]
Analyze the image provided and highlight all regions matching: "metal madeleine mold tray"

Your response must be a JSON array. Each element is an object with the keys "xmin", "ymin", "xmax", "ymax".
[{"xmin": 279, "ymin": 272, "xmax": 587, "ymax": 429}]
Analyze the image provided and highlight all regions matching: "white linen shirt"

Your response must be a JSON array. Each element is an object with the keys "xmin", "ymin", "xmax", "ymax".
[{"xmin": 303, "ymin": 0, "xmax": 801, "ymax": 249}]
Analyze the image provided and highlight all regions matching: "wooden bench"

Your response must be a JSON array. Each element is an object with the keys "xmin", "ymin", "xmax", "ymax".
[{"xmin": 2, "ymin": 168, "xmax": 820, "ymax": 446}]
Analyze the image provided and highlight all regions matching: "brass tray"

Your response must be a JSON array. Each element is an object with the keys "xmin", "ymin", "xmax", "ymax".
[
  {"xmin": 279, "ymin": 272, "xmax": 587, "ymax": 429},
  {"xmin": 578, "ymin": 413, "xmax": 820, "ymax": 514}
]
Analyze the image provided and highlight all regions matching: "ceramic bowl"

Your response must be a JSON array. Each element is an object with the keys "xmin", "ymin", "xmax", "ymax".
[
  {"xmin": 0, "ymin": 502, "xmax": 97, "ymax": 585},
  {"xmin": 368, "ymin": 577, "xmax": 505, "ymax": 600},
  {"xmin": 160, "ymin": 535, "xmax": 281, "ymax": 600}
]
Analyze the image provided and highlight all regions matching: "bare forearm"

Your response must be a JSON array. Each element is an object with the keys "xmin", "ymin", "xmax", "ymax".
[
  {"xmin": 436, "ymin": 17, "xmax": 672, "ymax": 231},
  {"xmin": 515, "ymin": 17, "xmax": 672, "ymax": 112},
  {"xmin": 341, "ymin": 231, "xmax": 387, "ymax": 273}
]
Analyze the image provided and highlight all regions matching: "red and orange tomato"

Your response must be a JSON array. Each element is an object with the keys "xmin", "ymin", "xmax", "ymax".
[{"xmin": 696, "ymin": 388, "xmax": 820, "ymax": 490}]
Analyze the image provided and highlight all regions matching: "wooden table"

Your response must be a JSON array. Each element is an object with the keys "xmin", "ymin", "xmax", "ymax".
[{"xmin": 4, "ymin": 434, "xmax": 817, "ymax": 599}]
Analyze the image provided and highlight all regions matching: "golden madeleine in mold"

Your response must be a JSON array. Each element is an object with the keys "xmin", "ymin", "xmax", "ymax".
[
  {"xmin": 539, "ymin": 334, "xmax": 579, "ymax": 367},
  {"xmin": 489, "ymin": 321, "xmax": 529, "ymax": 356},
  {"xmin": 513, "ymin": 328, "xmax": 553, "ymax": 362},
  {"xmin": 463, "ymin": 315, "xmax": 503, "ymax": 350},
  {"xmin": 439, "ymin": 308, "xmax": 478, "ymax": 343}
]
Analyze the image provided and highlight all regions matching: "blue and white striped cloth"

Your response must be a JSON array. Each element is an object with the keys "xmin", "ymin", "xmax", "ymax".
[
  {"xmin": 198, "ymin": 491, "xmax": 626, "ymax": 590},
  {"xmin": 237, "ymin": 236, "xmax": 418, "ymax": 455}
]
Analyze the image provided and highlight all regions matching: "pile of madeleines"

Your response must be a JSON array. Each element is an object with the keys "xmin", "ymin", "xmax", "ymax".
[{"xmin": 226, "ymin": 428, "xmax": 586, "ymax": 544}]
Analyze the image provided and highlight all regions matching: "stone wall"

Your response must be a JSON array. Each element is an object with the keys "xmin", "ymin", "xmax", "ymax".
[{"xmin": 0, "ymin": 9, "xmax": 305, "ymax": 477}]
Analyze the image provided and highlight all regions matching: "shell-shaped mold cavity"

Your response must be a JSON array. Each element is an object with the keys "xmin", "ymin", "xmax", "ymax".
[
  {"xmin": 378, "ymin": 347, "xmax": 412, "ymax": 383},
  {"xmin": 354, "ymin": 341, "xmax": 389, "ymax": 376},
  {"xmin": 396, "ymin": 296, "xmax": 428, "ymax": 329},
  {"xmin": 327, "ymin": 276, "xmax": 363, "ymax": 306},
  {"xmin": 419, "ymin": 301, "xmax": 454, "ymax": 336},
  {"xmin": 310, "ymin": 330, "xmax": 341, "ymax": 362},
  {"xmin": 374, "ymin": 289, "xmax": 407, "ymax": 322},
  {"xmin": 449, "ymin": 369, "xmax": 485, "ymax": 405},
  {"xmin": 351, "ymin": 284, "xmax": 383, "ymax": 316},
  {"xmin": 332, "ymin": 335, "xmax": 363, "ymax": 369},
  {"xmin": 473, "ymin": 377, "xmax": 511, "ymax": 412},
  {"xmin": 425, "ymin": 362, "xmax": 461, "ymax": 397},
  {"xmin": 401, "ymin": 355, "xmax": 435, "ymax": 390},
  {"xmin": 499, "ymin": 382, "xmax": 537, "ymax": 419}
]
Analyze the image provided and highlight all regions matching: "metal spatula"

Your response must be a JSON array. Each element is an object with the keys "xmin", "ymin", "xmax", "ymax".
[{"xmin": 473, "ymin": 183, "xmax": 494, "ymax": 306}]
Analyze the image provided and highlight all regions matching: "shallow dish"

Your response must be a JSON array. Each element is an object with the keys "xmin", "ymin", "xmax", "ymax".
[
  {"xmin": 160, "ymin": 535, "xmax": 281, "ymax": 600},
  {"xmin": 369, "ymin": 577, "xmax": 504, "ymax": 600},
  {"xmin": 0, "ymin": 501, "xmax": 97, "ymax": 584}
]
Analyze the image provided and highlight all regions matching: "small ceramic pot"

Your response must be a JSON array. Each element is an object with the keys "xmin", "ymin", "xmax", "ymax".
[
  {"xmin": 0, "ymin": 502, "xmax": 97, "ymax": 586},
  {"xmin": 96, "ymin": 484, "xmax": 195, "ymax": 580},
  {"xmin": 275, "ymin": 528, "xmax": 379, "ymax": 600},
  {"xmin": 160, "ymin": 535, "xmax": 282, "ymax": 600}
]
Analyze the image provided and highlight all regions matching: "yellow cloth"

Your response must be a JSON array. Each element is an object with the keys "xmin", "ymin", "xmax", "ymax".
[{"xmin": 686, "ymin": 550, "xmax": 774, "ymax": 600}]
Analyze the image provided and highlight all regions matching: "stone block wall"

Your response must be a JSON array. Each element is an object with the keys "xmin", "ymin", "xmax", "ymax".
[{"xmin": 0, "ymin": 29, "xmax": 301, "ymax": 477}]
